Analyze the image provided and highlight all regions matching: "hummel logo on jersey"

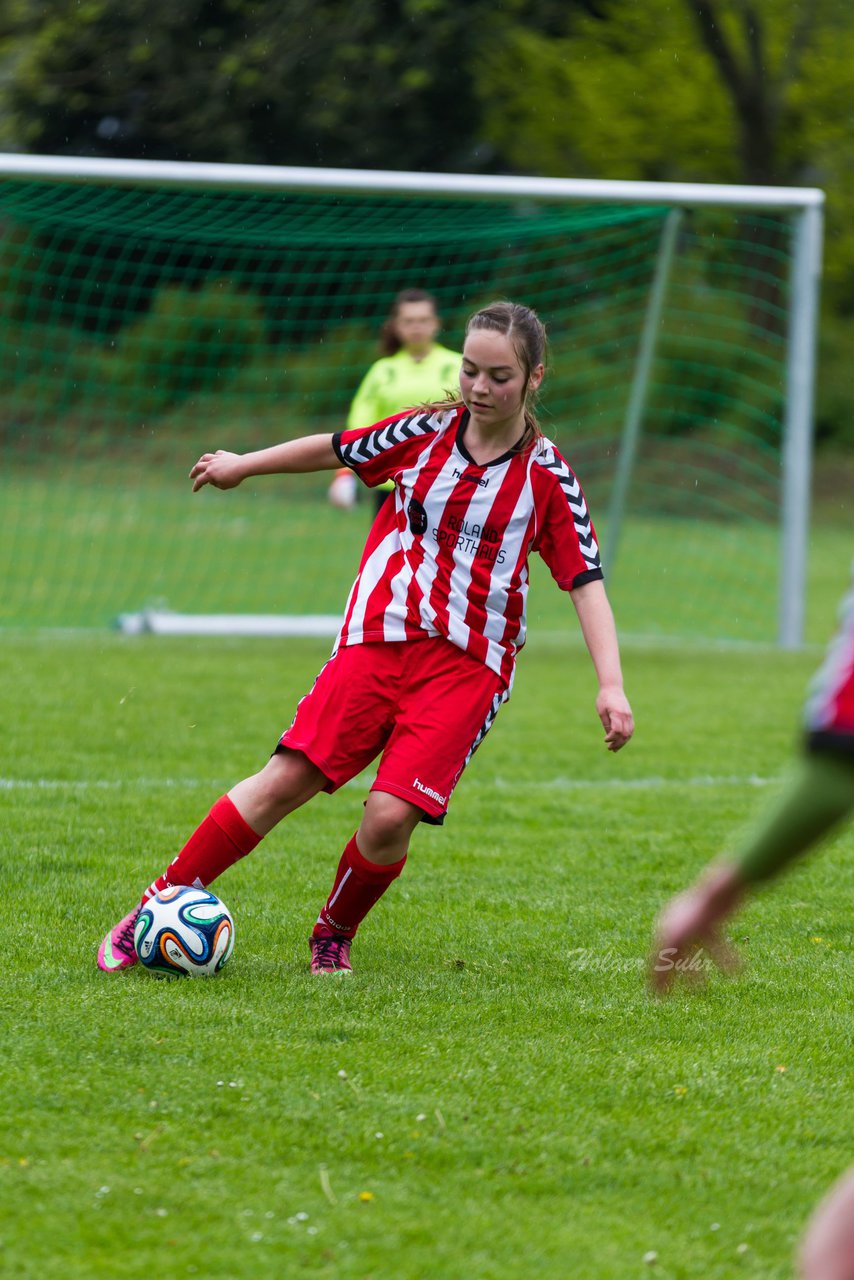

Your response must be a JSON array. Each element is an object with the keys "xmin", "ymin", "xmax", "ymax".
[
  {"xmin": 452, "ymin": 467, "xmax": 489, "ymax": 487},
  {"xmin": 413, "ymin": 777, "xmax": 447, "ymax": 806}
]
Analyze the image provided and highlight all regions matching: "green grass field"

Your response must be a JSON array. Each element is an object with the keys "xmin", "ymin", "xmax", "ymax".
[
  {"xmin": 2, "ymin": 568, "xmax": 853, "ymax": 1277},
  {"xmin": 2, "ymin": 466, "xmax": 852, "ymax": 1278}
]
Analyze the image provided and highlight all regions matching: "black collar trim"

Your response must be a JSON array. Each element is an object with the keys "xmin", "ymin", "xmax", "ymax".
[{"xmin": 455, "ymin": 410, "xmax": 524, "ymax": 468}]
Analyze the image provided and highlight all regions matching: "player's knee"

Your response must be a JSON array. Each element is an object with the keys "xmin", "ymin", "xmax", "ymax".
[
  {"xmin": 361, "ymin": 791, "xmax": 420, "ymax": 851},
  {"xmin": 264, "ymin": 748, "xmax": 325, "ymax": 809}
]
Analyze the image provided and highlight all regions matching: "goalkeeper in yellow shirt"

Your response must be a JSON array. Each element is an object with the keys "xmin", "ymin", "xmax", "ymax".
[{"xmin": 328, "ymin": 288, "xmax": 462, "ymax": 515}]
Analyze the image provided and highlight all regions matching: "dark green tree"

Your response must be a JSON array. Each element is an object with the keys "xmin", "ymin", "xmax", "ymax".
[
  {"xmin": 473, "ymin": 0, "xmax": 854, "ymax": 314},
  {"xmin": 0, "ymin": 0, "xmax": 594, "ymax": 171}
]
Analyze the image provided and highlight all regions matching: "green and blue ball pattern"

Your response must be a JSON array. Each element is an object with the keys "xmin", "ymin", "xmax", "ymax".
[{"xmin": 134, "ymin": 885, "xmax": 234, "ymax": 977}]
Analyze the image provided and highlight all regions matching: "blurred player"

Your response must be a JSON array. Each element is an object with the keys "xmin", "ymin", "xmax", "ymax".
[
  {"xmin": 328, "ymin": 288, "xmax": 461, "ymax": 515},
  {"xmin": 98, "ymin": 301, "xmax": 633, "ymax": 977},
  {"xmin": 649, "ymin": 571, "xmax": 853, "ymax": 990},
  {"xmin": 799, "ymin": 1166, "xmax": 854, "ymax": 1280},
  {"xmin": 649, "ymin": 569, "xmax": 854, "ymax": 1279}
]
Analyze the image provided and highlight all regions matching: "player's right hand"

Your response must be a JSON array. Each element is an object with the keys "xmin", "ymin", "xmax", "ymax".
[
  {"xmin": 648, "ymin": 864, "xmax": 744, "ymax": 996},
  {"xmin": 190, "ymin": 450, "xmax": 244, "ymax": 492},
  {"xmin": 327, "ymin": 468, "xmax": 358, "ymax": 509}
]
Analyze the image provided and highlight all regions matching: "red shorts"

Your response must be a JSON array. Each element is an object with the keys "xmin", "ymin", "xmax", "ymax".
[{"xmin": 278, "ymin": 638, "xmax": 508, "ymax": 822}]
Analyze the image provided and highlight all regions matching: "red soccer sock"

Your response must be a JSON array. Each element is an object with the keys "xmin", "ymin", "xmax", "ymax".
[
  {"xmin": 143, "ymin": 794, "xmax": 262, "ymax": 902},
  {"xmin": 314, "ymin": 834, "xmax": 406, "ymax": 939}
]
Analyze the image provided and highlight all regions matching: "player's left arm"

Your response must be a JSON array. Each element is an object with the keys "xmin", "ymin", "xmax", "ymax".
[{"xmin": 571, "ymin": 578, "xmax": 634, "ymax": 752}]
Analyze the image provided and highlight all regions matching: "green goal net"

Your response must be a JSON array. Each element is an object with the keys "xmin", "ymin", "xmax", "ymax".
[{"xmin": 0, "ymin": 161, "xmax": 820, "ymax": 644}]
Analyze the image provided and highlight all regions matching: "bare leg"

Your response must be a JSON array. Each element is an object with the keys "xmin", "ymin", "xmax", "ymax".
[
  {"xmin": 356, "ymin": 790, "xmax": 424, "ymax": 864},
  {"xmin": 229, "ymin": 748, "xmax": 328, "ymax": 834}
]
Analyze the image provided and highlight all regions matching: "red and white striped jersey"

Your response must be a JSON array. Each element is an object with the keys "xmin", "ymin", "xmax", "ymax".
[
  {"xmin": 332, "ymin": 405, "xmax": 603, "ymax": 687},
  {"xmin": 804, "ymin": 566, "xmax": 854, "ymax": 750}
]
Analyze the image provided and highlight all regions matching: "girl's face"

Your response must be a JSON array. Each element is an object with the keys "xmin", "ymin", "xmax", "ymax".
[
  {"xmin": 460, "ymin": 329, "xmax": 543, "ymax": 435},
  {"xmin": 394, "ymin": 301, "xmax": 440, "ymax": 355}
]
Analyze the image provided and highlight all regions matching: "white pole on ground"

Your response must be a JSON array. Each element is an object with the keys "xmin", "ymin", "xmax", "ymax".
[{"xmin": 779, "ymin": 202, "xmax": 823, "ymax": 649}]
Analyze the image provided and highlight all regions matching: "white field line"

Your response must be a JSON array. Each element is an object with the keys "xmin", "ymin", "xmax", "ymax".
[
  {"xmin": 0, "ymin": 776, "xmax": 215, "ymax": 791},
  {"xmin": 0, "ymin": 773, "xmax": 783, "ymax": 793},
  {"xmin": 491, "ymin": 773, "xmax": 781, "ymax": 791}
]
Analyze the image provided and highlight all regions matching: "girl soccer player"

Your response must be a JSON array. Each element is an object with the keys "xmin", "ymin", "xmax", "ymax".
[
  {"xmin": 328, "ymin": 288, "xmax": 461, "ymax": 514},
  {"xmin": 98, "ymin": 300, "xmax": 634, "ymax": 976}
]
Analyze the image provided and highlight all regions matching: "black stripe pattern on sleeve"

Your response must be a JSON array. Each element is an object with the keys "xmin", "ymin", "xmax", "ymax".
[
  {"xmin": 535, "ymin": 452, "xmax": 602, "ymax": 572},
  {"xmin": 337, "ymin": 411, "xmax": 442, "ymax": 469}
]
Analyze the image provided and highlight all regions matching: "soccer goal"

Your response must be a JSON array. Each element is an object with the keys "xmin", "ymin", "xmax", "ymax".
[{"xmin": 0, "ymin": 154, "xmax": 822, "ymax": 647}]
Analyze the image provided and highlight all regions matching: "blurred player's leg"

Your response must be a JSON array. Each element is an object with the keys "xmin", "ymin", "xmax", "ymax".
[{"xmin": 799, "ymin": 1166, "xmax": 854, "ymax": 1280}]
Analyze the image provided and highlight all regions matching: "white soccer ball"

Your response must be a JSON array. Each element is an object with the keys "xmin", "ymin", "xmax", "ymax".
[{"xmin": 134, "ymin": 885, "xmax": 234, "ymax": 977}]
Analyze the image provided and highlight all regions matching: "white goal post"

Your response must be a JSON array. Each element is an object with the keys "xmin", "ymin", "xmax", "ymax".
[{"xmin": 0, "ymin": 154, "xmax": 824, "ymax": 646}]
